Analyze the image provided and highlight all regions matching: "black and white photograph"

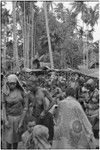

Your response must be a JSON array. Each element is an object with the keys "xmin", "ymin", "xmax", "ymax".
[{"xmin": 1, "ymin": 0, "xmax": 99, "ymax": 149}]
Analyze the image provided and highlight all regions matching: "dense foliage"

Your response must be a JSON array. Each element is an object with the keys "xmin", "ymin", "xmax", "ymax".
[{"xmin": 1, "ymin": 1, "xmax": 99, "ymax": 72}]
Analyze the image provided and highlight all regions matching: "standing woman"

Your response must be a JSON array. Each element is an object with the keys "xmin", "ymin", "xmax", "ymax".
[{"xmin": 2, "ymin": 74, "xmax": 28, "ymax": 149}]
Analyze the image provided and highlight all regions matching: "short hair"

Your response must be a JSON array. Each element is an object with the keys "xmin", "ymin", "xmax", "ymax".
[
  {"xmin": 33, "ymin": 59, "xmax": 40, "ymax": 69},
  {"xmin": 66, "ymin": 87, "xmax": 75, "ymax": 98},
  {"xmin": 26, "ymin": 117, "xmax": 36, "ymax": 126},
  {"xmin": 30, "ymin": 85, "xmax": 38, "ymax": 95}
]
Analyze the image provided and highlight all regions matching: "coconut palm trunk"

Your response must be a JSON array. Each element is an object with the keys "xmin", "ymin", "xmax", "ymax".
[
  {"xmin": 3, "ymin": 25, "xmax": 7, "ymax": 71},
  {"xmin": 31, "ymin": 7, "xmax": 34, "ymax": 68},
  {"xmin": 21, "ymin": 15, "xmax": 24, "ymax": 67},
  {"xmin": 23, "ymin": 1, "xmax": 27, "ymax": 68},
  {"xmin": 26, "ymin": 16, "xmax": 30, "ymax": 68},
  {"xmin": 60, "ymin": 50, "xmax": 63, "ymax": 69},
  {"xmin": 86, "ymin": 25, "xmax": 88, "ymax": 69},
  {"xmin": 43, "ymin": 2, "xmax": 54, "ymax": 69},
  {"xmin": 13, "ymin": 1, "xmax": 19, "ymax": 72},
  {"xmin": 0, "ymin": 2, "xmax": 2, "ymax": 64},
  {"xmin": 34, "ymin": 20, "xmax": 36, "ymax": 57},
  {"xmin": 82, "ymin": 21, "xmax": 85, "ymax": 67}
]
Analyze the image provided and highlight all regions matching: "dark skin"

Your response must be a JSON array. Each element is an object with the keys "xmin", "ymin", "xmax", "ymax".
[
  {"xmin": 3, "ymin": 82, "xmax": 17, "ymax": 127},
  {"xmin": 2, "ymin": 81, "xmax": 28, "ymax": 149},
  {"xmin": 8, "ymin": 82, "xmax": 17, "ymax": 91},
  {"xmin": 28, "ymin": 85, "xmax": 56, "ymax": 118}
]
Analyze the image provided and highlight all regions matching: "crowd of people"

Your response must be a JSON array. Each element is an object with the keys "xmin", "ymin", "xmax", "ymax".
[{"xmin": 1, "ymin": 68, "xmax": 99, "ymax": 149}]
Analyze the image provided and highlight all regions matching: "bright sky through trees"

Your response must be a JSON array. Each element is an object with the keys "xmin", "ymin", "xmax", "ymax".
[{"xmin": 5, "ymin": 1, "xmax": 100, "ymax": 42}]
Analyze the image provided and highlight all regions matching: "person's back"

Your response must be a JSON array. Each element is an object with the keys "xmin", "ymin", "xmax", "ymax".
[
  {"xmin": 52, "ymin": 88, "xmax": 95, "ymax": 149},
  {"xmin": 37, "ymin": 111, "xmax": 54, "ymax": 145},
  {"xmin": 32, "ymin": 125, "xmax": 51, "ymax": 149},
  {"xmin": 84, "ymin": 79, "xmax": 99, "ymax": 116}
]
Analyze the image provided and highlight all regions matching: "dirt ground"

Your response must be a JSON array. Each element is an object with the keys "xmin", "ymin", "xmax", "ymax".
[
  {"xmin": 1, "ymin": 125, "xmax": 99, "ymax": 149},
  {"xmin": 2, "ymin": 137, "xmax": 99, "ymax": 149}
]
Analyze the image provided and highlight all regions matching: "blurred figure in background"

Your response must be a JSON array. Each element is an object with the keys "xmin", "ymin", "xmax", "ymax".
[{"xmin": 84, "ymin": 79, "xmax": 99, "ymax": 139}]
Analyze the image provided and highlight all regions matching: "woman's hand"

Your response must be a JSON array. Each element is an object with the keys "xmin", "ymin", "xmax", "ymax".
[
  {"xmin": 40, "ymin": 111, "xmax": 46, "ymax": 118},
  {"xmin": 17, "ymin": 122, "xmax": 23, "ymax": 133},
  {"xmin": 4, "ymin": 120, "xmax": 10, "ymax": 128}
]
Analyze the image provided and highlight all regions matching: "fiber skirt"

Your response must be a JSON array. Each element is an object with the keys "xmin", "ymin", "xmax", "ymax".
[{"xmin": 4, "ymin": 115, "xmax": 23, "ymax": 144}]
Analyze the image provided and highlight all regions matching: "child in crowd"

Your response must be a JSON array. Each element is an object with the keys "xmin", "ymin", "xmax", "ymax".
[
  {"xmin": 22, "ymin": 120, "xmax": 51, "ymax": 149},
  {"xmin": 32, "ymin": 125, "xmax": 51, "ymax": 149},
  {"xmin": 22, "ymin": 120, "xmax": 36, "ymax": 149}
]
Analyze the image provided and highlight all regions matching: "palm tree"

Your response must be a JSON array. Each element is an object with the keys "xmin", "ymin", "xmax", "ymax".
[
  {"xmin": 71, "ymin": 1, "xmax": 88, "ymax": 67},
  {"xmin": 87, "ymin": 4, "xmax": 99, "ymax": 30},
  {"xmin": 71, "ymin": 1, "xmax": 87, "ymax": 17},
  {"xmin": 18, "ymin": 1, "xmax": 29, "ymax": 68},
  {"xmin": 0, "ymin": 2, "xmax": 1, "ymax": 69},
  {"xmin": 12, "ymin": 2, "xmax": 19, "ymax": 72},
  {"xmin": 16, "ymin": 1, "xmax": 25, "ymax": 68},
  {"xmin": 18, "ymin": 1, "xmax": 38, "ymax": 68},
  {"xmin": 1, "ymin": 5, "xmax": 11, "ymax": 71},
  {"xmin": 82, "ymin": 3, "xmax": 99, "ymax": 68},
  {"xmin": 23, "ymin": 1, "xmax": 27, "ymax": 68},
  {"xmin": 26, "ymin": 16, "xmax": 29, "ymax": 68},
  {"xmin": 43, "ymin": 1, "xmax": 54, "ymax": 69},
  {"xmin": 87, "ymin": 4, "xmax": 99, "ymax": 68},
  {"xmin": 31, "ymin": 4, "xmax": 34, "ymax": 68}
]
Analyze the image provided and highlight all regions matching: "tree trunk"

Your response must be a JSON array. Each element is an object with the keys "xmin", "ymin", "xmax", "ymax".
[
  {"xmin": 34, "ymin": 21, "xmax": 36, "ymax": 57},
  {"xmin": 31, "ymin": 6, "xmax": 34, "ymax": 68},
  {"xmin": 24, "ymin": 1, "xmax": 27, "ymax": 68},
  {"xmin": 12, "ymin": 1, "xmax": 19, "ymax": 72},
  {"xmin": 82, "ymin": 11, "xmax": 86, "ymax": 68},
  {"xmin": 43, "ymin": 2, "xmax": 54, "ymax": 69},
  {"xmin": 3, "ymin": 25, "xmax": 7, "ymax": 71},
  {"xmin": 21, "ymin": 15, "xmax": 24, "ymax": 65},
  {"xmin": 26, "ymin": 16, "xmax": 30, "ymax": 68},
  {"xmin": 64, "ymin": 51, "xmax": 66, "ymax": 69},
  {"xmin": 60, "ymin": 50, "xmax": 63, "ymax": 69},
  {"xmin": 0, "ymin": 2, "xmax": 2, "ymax": 73},
  {"xmin": 25, "ymin": 16, "xmax": 28, "ymax": 67},
  {"xmin": 86, "ymin": 25, "xmax": 88, "ymax": 69}
]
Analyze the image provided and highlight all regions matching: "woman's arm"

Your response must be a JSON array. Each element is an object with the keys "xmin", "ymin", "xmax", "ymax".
[
  {"xmin": 43, "ymin": 88, "xmax": 54, "ymax": 103},
  {"xmin": 39, "ymin": 89, "xmax": 56, "ymax": 116},
  {"xmin": 2, "ymin": 94, "xmax": 8, "ymax": 122},
  {"xmin": 40, "ymin": 97, "xmax": 56, "ymax": 117},
  {"xmin": 18, "ymin": 92, "xmax": 29, "ymax": 128}
]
